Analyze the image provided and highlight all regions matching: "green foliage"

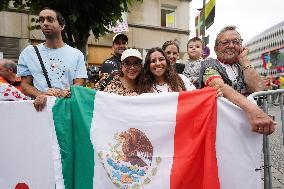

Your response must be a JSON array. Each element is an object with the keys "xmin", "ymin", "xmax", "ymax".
[
  {"xmin": 0, "ymin": 0, "xmax": 11, "ymax": 10},
  {"xmin": 0, "ymin": 0, "xmax": 143, "ymax": 54}
]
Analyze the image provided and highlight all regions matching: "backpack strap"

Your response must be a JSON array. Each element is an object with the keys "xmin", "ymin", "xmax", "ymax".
[{"xmin": 33, "ymin": 46, "xmax": 52, "ymax": 88}]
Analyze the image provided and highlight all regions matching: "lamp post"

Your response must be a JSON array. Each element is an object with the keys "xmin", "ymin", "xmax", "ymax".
[
  {"xmin": 202, "ymin": 0, "xmax": 206, "ymax": 47},
  {"xmin": 198, "ymin": 0, "xmax": 207, "ymax": 46}
]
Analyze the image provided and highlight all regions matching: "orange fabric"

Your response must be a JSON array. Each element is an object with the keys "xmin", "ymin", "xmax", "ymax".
[
  {"xmin": 0, "ymin": 77, "xmax": 6, "ymax": 83},
  {"xmin": 170, "ymin": 87, "xmax": 220, "ymax": 189},
  {"xmin": 0, "ymin": 76, "xmax": 22, "ymax": 92}
]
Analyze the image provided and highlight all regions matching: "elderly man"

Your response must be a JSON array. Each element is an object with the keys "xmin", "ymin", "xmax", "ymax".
[
  {"xmin": 0, "ymin": 59, "xmax": 21, "ymax": 91},
  {"xmin": 200, "ymin": 25, "xmax": 276, "ymax": 135},
  {"xmin": 0, "ymin": 59, "xmax": 29, "ymax": 100},
  {"xmin": 17, "ymin": 7, "xmax": 87, "ymax": 111}
]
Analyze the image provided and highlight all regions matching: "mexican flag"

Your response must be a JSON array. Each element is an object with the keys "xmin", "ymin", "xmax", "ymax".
[{"xmin": 50, "ymin": 86, "xmax": 262, "ymax": 189}]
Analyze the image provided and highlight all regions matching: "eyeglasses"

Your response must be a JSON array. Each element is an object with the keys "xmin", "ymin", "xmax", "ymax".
[
  {"xmin": 218, "ymin": 39, "xmax": 243, "ymax": 46},
  {"xmin": 122, "ymin": 61, "xmax": 142, "ymax": 69}
]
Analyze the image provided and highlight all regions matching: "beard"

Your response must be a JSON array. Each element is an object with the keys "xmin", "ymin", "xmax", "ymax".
[
  {"xmin": 42, "ymin": 28, "xmax": 61, "ymax": 40},
  {"xmin": 43, "ymin": 32, "xmax": 57, "ymax": 39}
]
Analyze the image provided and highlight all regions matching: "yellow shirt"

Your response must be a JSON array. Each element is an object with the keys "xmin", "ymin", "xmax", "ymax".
[{"xmin": 279, "ymin": 76, "xmax": 284, "ymax": 89}]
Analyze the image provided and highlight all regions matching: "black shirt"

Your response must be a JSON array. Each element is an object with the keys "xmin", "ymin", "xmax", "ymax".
[
  {"xmin": 174, "ymin": 63, "xmax": 185, "ymax": 74},
  {"xmin": 100, "ymin": 55, "xmax": 121, "ymax": 74}
]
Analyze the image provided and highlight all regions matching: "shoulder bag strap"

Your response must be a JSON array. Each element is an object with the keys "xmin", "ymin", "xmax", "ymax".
[
  {"xmin": 33, "ymin": 45, "xmax": 52, "ymax": 88},
  {"xmin": 98, "ymin": 72, "xmax": 114, "ymax": 91}
]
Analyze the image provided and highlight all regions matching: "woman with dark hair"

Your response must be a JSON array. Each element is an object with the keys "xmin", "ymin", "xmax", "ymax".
[
  {"xmin": 162, "ymin": 40, "xmax": 185, "ymax": 74},
  {"xmin": 138, "ymin": 47, "xmax": 195, "ymax": 93},
  {"xmin": 95, "ymin": 48, "xmax": 142, "ymax": 96}
]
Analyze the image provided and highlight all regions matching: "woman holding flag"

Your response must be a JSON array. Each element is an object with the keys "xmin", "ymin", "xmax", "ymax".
[
  {"xmin": 138, "ymin": 47, "xmax": 195, "ymax": 93},
  {"xmin": 100, "ymin": 48, "xmax": 143, "ymax": 96}
]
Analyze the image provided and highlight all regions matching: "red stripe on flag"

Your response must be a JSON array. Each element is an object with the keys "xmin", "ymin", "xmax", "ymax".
[
  {"xmin": 170, "ymin": 87, "xmax": 220, "ymax": 189},
  {"xmin": 15, "ymin": 183, "xmax": 29, "ymax": 189},
  {"xmin": 205, "ymin": 75, "xmax": 222, "ymax": 86}
]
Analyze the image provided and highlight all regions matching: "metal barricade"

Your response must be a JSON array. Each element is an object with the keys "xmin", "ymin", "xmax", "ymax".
[{"xmin": 249, "ymin": 89, "xmax": 284, "ymax": 189}]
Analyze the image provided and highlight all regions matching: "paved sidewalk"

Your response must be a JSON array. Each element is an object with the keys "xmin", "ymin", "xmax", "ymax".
[
  {"xmin": 260, "ymin": 105, "xmax": 284, "ymax": 188},
  {"xmin": 261, "ymin": 167, "xmax": 284, "ymax": 188}
]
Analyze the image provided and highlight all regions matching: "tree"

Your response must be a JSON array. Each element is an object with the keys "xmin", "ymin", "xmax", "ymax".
[{"xmin": 1, "ymin": 0, "xmax": 143, "ymax": 55}]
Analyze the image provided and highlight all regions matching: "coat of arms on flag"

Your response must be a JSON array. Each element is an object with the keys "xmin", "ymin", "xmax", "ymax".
[{"xmin": 97, "ymin": 128, "xmax": 162, "ymax": 188}]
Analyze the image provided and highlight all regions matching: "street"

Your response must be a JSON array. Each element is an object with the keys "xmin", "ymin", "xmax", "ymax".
[{"xmin": 261, "ymin": 104, "xmax": 284, "ymax": 188}]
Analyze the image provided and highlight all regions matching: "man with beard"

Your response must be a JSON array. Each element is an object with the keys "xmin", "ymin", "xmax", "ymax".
[
  {"xmin": 100, "ymin": 33, "xmax": 128, "ymax": 74},
  {"xmin": 17, "ymin": 8, "xmax": 87, "ymax": 111},
  {"xmin": 199, "ymin": 25, "xmax": 276, "ymax": 135}
]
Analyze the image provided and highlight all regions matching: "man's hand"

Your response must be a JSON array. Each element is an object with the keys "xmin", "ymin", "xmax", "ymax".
[
  {"xmin": 207, "ymin": 78, "xmax": 275, "ymax": 135},
  {"xmin": 34, "ymin": 88, "xmax": 70, "ymax": 112},
  {"xmin": 246, "ymin": 105, "xmax": 276, "ymax": 135},
  {"xmin": 213, "ymin": 85, "xmax": 223, "ymax": 97},
  {"xmin": 237, "ymin": 47, "xmax": 250, "ymax": 67},
  {"xmin": 46, "ymin": 88, "xmax": 70, "ymax": 97},
  {"xmin": 33, "ymin": 94, "xmax": 47, "ymax": 112}
]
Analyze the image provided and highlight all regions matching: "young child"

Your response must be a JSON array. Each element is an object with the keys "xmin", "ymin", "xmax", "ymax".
[{"xmin": 183, "ymin": 37, "xmax": 204, "ymax": 88}]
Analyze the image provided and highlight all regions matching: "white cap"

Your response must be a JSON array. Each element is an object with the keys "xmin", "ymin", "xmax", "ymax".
[{"xmin": 121, "ymin": 48, "xmax": 142, "ymax": 62}]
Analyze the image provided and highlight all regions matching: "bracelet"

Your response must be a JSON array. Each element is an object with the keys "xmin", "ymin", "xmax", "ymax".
[{"xmin": 242, "ymin": 64, "xmax": 253, "ymax": 71}]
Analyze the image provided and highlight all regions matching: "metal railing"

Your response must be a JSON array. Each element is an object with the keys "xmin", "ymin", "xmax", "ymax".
[{"xmin": 249, "ymin": 89, "xmax": 284, "ymax": 189}]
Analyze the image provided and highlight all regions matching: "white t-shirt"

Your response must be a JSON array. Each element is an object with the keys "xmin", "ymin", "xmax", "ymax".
[
  {"xmin": 152, "ymin": 74, "xmax": 196, "ymax": 93},
  {"xmin": 17, "ymin": 43, "xmax": 88, "ymax": 92},
  {"xmin": 179, "ymin": 74, "xmax": 196, "ymax": 91}
]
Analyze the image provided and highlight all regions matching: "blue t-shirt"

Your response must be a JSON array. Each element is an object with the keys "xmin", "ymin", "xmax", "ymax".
[{"xmin": 17, "ymin": 43, "xmax": 88, "ymax": 92}]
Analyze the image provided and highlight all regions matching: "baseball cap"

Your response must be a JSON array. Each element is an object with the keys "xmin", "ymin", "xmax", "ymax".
[
  {"xmin": 113, "ymin": 33, "xmax": 128, "ymax": 44},
  {"xmin": 121, "ymin": 48, "xmax": 142, "ymax": 62}
]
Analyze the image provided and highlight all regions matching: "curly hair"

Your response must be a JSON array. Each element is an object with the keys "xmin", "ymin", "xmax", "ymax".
[{"xmin": 137, "ymin": 47, "xmax": 186, "ymax": 93}]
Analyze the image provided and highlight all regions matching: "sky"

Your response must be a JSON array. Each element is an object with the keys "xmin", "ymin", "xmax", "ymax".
[{"xmin": 189, "ymin": 0, "xmax": 284, "ymax": 57}]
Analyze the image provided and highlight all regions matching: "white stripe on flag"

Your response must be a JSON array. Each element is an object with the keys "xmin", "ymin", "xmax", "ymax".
[
  {"xmin": 90, "ymin": 92, "xmax": 180, "ymax": 188},
  {"xmin": 216, "ymin": 98, "xmax": 262, "ymax": 189},
  {"xmin": 47, "ymin": 97, "xmax": 65, "ymax": 189}
]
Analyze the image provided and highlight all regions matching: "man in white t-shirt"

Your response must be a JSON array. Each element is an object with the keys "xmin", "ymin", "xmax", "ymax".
[{"xmin": 17, "ymin": 7, "xmax": 87, "ymax": 111}]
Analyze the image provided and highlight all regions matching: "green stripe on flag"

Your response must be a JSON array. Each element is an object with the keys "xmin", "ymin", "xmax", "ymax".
[
  {"xmin": 53, "ymin": 86, "xmax": 97, "ymax": 189},
  {"xmin": 53, "ymin": 95, "xmax": 74, "ymax": 189}
]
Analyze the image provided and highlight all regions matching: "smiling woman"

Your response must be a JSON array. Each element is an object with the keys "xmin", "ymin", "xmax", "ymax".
[
  {"xmin": 138, "ymin": 47, "xmax": 196, "ymax": 93},
  {"xmin": 99, "ymin": 48, "xmax": 143, "ymax": 96}
]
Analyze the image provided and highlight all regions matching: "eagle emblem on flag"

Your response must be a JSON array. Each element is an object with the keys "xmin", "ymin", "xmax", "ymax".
[{"xmin": 98, "ymin": 128, "xmax": 162, "ymax": 188}]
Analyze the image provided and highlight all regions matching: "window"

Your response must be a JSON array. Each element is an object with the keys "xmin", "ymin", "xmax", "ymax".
[{"xmin": 161, "ymin": 7, "xmax": 176, "ymax": 28}]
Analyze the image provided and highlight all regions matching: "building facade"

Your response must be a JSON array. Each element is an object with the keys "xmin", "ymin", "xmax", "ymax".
[
  {"xmin": 0, "ymin": 10, "xmax": 29, "ymax": 61},
  {"xmin": 245, "ymin": 21, "xmax": 284, "ymax": 76},
  {"xmin": 0, "ymin": 0, "xmax": 192, "ymax": 66},
  {"xmin": 88, "ymin": 0, "xmax": 191, "ymax": 65}
]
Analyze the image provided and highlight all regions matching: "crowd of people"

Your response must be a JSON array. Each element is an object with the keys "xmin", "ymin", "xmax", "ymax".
[{"xmin": 0, "ymin": 7, "xmax": 277, "ymax": 135}]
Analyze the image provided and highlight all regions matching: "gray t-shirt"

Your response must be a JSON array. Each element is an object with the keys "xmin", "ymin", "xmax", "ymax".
[{"xmin": 183, "ymin": 58, "xmax": 202, "ymax": 83}]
